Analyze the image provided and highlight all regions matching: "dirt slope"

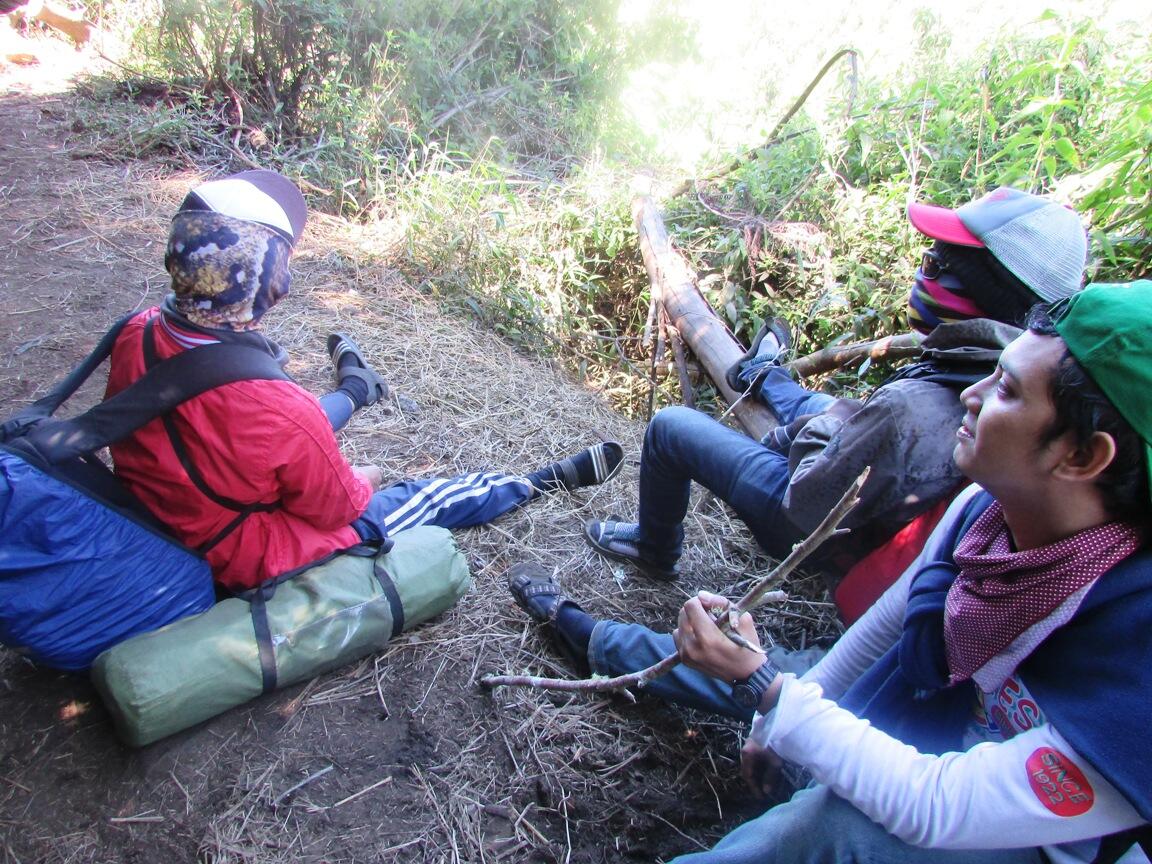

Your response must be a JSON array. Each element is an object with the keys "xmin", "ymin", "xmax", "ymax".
[{"xmin": 0, "ymin": 29, "xmax": 835, "ymax": 864}]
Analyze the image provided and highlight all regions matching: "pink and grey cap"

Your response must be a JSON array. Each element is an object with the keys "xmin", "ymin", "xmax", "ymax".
[
  {"xmin": 177, "ymin": 169, "xmax": 307, "ymax": 245},
  {"xmin": 908, "ymin": 187, "xmax": 1087, "ymax": 302}
]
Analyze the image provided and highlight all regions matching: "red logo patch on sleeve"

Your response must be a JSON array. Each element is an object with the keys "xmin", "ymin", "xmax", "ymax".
[{"xmin": 1026, "ymin": 748, "xmax": 1094, "ymax": 817}]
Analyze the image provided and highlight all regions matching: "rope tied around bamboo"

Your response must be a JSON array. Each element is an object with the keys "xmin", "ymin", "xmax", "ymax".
[{"xmin": 481, "ymin": 466, "xmax": 870, "ymax": 696}]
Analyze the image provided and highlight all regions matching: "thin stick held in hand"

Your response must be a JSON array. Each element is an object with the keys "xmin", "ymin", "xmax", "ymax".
[{"xmin": 481, "ymin": 468, "xmax": 869, "ymax": 694}]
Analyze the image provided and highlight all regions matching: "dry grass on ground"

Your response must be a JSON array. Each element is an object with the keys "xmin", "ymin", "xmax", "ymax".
[{"xmin": 0, "ymin": 36, "xmax": 840, "ymax": 863}]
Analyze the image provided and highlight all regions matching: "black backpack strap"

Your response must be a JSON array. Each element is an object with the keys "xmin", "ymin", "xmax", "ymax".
[
  {"xmin": 876, "ymin": 358, "xmax": 993, "ymax": 393},
  {"xmin": 20, "ymin": 321, "xmax": 290, "ymax": 463},
  {"xmin": 138, "ymin": 318, "xmax": 289, "ymax": 553},
  {"xmin": 0, "ymin": 313, "xmax": 135, "ymax": 443}
]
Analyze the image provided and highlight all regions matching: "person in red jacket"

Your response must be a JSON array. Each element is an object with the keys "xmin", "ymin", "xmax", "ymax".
[{"xmin": 106, "ymin": 170, "xmax": 622, "ymax": 592}]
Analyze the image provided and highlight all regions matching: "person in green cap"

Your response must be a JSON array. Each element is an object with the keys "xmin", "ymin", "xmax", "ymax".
[{"xmin": 506, "ymin": 281, "xmax": 1152, "ymax": 864}]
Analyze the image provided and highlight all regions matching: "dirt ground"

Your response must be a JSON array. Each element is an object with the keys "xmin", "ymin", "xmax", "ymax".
[{"xmin": 0, "ymin": 28, "xmax": 839, "ymax": 864}]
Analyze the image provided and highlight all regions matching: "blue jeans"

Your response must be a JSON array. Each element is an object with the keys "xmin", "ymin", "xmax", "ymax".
[
  {"xmin": 588, "ymin": 621, "xmax": 825, "ymax": 722},
  {"xmin": 351, "ymin": 473, "xmax": 537, "ymax": 541},
  {"xmin": 669, "ymin": 784, "xmax": 1043, "ymax": 864},
  {"xmin": 589, "ymin": 621, "xmax": 751, "ymax": 719},
  {"xmin": 636, "ymin": 368, "xmax": 834, "ymax": 562},
  {"xmin": 755, "ymin": 365, "xmax": 836, "ymax": 420}
]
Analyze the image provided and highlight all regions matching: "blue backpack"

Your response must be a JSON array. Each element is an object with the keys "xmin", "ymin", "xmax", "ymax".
[{"xmin": 0, "ymin": 314, "xmax": 289, "ymax": 671}]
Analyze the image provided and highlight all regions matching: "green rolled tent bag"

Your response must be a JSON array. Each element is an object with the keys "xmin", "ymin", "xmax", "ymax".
[{"xmin": 91, "ymin": 525, "xmax": 470, "ymax": 747}]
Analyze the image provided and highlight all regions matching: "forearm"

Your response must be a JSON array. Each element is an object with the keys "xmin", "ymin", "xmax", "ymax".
[{"xmin": 760, "ymin": 678, "xmax": 1144, "ymax": 850}]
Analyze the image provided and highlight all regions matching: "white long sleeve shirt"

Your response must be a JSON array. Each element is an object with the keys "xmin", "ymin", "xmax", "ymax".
[{"xmin": 749, "ymin": 486, "xmax": 1149, "ymax": 863}]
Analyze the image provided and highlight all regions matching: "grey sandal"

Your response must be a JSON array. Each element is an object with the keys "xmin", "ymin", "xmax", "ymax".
[{"xmin": 583, "ymin": 519, "xmax": 680, "ymax": 582}]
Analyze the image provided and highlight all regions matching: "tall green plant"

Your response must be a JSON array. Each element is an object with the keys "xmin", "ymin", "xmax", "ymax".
[
  {"xmin": 1077, "ymin": 51, "xmax": 1152, "ymax": 277},
  {"xmin": 150, "ymin": 0, "xmax": 634, "ymax": 167},
  {"xmin": 687, "ymin": 13, "xmax": 1148, "ymax": 351}
]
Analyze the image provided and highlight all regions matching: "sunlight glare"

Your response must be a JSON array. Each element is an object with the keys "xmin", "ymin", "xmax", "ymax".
[{"xmin": 616, "ymin": 0, "xmax": 1152, "ymax": 171}]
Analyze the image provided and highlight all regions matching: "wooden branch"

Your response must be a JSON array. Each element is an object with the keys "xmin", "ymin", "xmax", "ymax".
[
  {"xmin": 734, "ymin": 467, "xmax": 868, "ymax": 613},
  {"xmin": 786, "ymin": 333, "xmax": 922, "ymax": 379},
  {"xmin": 430, "ymin": 84, "xmax": 514, "ymax": 130},
  {"xmin": 480, "ymin": 469, "xmax": 869, "ymax": 694},
  {"xmin": 665, "ymin": 314, "xmax": 695, "ymax": 410}
]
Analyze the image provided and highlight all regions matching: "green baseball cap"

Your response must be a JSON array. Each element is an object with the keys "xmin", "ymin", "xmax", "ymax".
[{"xmin": 1052, "ymin": 280, "xmax": 1152, "ymax": 493}]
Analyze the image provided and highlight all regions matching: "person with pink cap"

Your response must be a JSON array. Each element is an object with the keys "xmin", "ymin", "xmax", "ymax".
[
  {"xmin": 103, "ymin": 170, "xmax": 624, "ymax": 592},
  {"xmin": 583, "ymin": 187, "xmax": 1088, "ymax": 590}
]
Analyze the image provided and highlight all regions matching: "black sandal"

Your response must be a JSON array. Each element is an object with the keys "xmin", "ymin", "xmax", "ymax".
[
  {"xmin": 327, "ymin": 332, "xmax": 390, "ymax": 406},
  {"xmin": 506, "ymin": 562, "xmax": 590, "ymax": 672}
]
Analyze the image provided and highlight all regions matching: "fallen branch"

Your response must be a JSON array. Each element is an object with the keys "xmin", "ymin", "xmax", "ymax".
[
  {"xmin": 632, "ymin": 191, "xmax": 779, "ymax": 440},
  {"xmin": 481, "ymin": 467, "xmax": 869, "ymax": 694},
  {"xmin": 786, "ymin": 333, "xmax": 922, "ymax": 379}
]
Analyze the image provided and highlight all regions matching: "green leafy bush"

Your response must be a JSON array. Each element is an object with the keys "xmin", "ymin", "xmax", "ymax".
[
  {"xmin": 665, "ymin": 11, "xmax": 1151, "ymax": 404},
  {"xmin": 79, "ymin": 2, "xmax": 1152, "ymax": 416},
  {"xmin": 129, "ymin": 0, "xmax": 640, "ymax": 210}
]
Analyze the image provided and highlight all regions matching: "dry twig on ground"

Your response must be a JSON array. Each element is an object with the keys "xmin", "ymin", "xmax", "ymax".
[{"xmin": 481, "ymin": 467, "xmax": 869, "ymax": 694}]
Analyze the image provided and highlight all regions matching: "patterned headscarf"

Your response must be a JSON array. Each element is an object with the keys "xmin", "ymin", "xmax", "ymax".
[
  {"xmin": 906, "ymin": 271, "xmax": 987, "ymax": 334},
  {"xmin": 164, "ymin": 170, "xmax": 307, "ymax": 332},
  {"xmin": 905, "ymin": 242, "xmax": 1042, "ymax": 335},
  {"xmin": 166, "ymin": 211, "xmax": 292, "ymax": 331}
]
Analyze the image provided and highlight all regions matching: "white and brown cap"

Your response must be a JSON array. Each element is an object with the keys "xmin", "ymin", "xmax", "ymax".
[{"xmin": 177, "ymin": 169, "xmax": 307, "ymax": 246}]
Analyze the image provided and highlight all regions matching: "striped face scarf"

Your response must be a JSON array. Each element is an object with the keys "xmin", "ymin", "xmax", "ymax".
[
  {"xmin": 907, "ymin": 271, "xmax": 987, "ymax": 334},
  {"xmin": 166, "ymin": 210, "xmax": 293, "ymax": 332},
  {"xmin": 944, "ymin": 501, "xmax": 1142, "ymax": 688},
  {"xmin": 906, "ymin": 242, "xmax": 1044, "ymax": 334}
]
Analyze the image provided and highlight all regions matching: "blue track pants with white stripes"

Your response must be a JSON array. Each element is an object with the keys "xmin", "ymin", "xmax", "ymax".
[{"xmin": 349, "ymin": 472, "xmax": 537, "ymax": 542}]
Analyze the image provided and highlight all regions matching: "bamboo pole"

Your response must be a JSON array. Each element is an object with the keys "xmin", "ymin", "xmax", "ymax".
[{"xmin": 632, "ymin": 193, "xmax": 779, "ymax": 441}]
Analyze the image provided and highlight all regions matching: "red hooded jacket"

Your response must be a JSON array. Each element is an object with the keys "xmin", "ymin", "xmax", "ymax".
[{"xmin": 105, "ymin": 308, "xmax": 372, "ymax": 591}]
